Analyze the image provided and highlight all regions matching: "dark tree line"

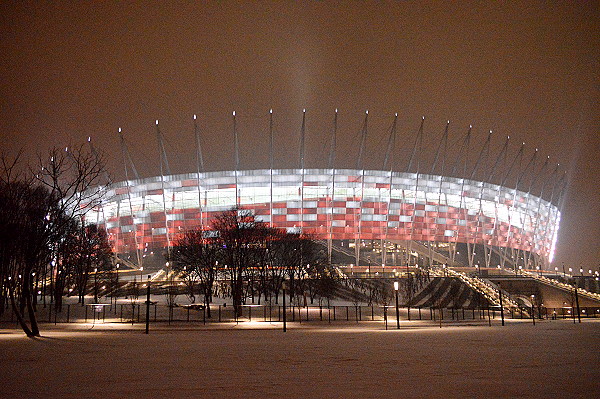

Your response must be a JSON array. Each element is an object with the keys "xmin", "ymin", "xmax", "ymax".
[
  {"xmin": 169, "ymin": 208, "xmax": 338, "ymax": 317},
  {"xmin": 0, "ymin": 146, "xmax": 112, "ymax": 337}
]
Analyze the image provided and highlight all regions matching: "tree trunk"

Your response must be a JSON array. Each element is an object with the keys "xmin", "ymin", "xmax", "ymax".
[
  {"xmin": 26, "ymin": 291, "xmax": 40, "ymax": 336},
  {"xmin": 204, "ymin": 294, "xmax": 212, "ymax": 318},
  {"xmin": 10, "ymin": 289, "xmax": 34, "ymax": 337}
]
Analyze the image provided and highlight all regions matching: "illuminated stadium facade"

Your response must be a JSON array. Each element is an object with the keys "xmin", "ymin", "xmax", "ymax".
[
  {"xmin": 88, "ymin": 168, "xmax": 561, "ymax": 271},
  {"xmin": 85, "ymin": 113, "xmax": 565, "ymax": 272}
]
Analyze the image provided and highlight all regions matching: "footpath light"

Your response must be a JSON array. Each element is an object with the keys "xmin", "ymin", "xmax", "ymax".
[{"xmin": 394, "ymin": 281, "xmax": 400, "ymax": 329}]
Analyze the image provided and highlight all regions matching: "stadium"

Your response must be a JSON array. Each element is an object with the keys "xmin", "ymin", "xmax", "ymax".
[{"xmin": 85, "ymin": 113, "xmax": 565, "ymax": 274}]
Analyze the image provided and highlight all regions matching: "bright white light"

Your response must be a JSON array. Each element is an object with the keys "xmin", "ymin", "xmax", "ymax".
[
  {"xmin": 118, "ymin": 127, "xmax": 122, "ymax": 133},
  {"xmin": 394, "ymin": 281, "xmax": 399, "ymax": 290},
  {"xmin": 193, "ymin": 114, "xmax": 197, "ymax": 120},
  {"xmin": 269, "ymin": 109, "xmax": 272, "ymax": 114},
  {"xmin": 233, "ymin": 111, "xmax": 236, "ymax": 116},
  {"xmin": 155, "ymin": 119, "xmax": 159, "ymax": 125},
  {"xmin": 87, "ymin": 136, "xmax": 91, "ymax": 142},
  {"xmin": 366, "ymin": 110, "xmax": 369, "ymax": 115},
  {"xmin": 549, "ymin": 212, "xmax": 560, "ymax": 263}
]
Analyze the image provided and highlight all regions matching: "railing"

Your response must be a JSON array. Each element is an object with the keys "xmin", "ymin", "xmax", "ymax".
[
  {"xmin": 522, "ymin": 271, "xmax": 600, "ymax": 302},
  {"xmin": 4, "ymin": 302, "xmax": 595, "ymax": 326},
  {"xmin": 444, "ymin": 267, "xmax": 521, "ymax": 311}
]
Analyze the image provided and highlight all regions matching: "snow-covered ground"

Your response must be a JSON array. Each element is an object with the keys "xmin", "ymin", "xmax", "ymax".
[{"xmin": 0, "ymin": 320, "xmax": 598, "ymax": 398}]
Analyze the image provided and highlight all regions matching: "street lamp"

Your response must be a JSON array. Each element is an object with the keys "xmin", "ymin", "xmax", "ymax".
[
  {"xmin": 530, "ymin": 295, "xmax": 536, "ymax": 325},
  {"xmin": 115, "ymin": 263, "xmax": 120, "ymax": 305},
  {"xmin": 145, "ymin": 274, "xmax": 151, "ymax": 334},
  {"xmin": 394, "ymin": 281, "xmax": 400, "ymax": 329},
  {"xmin": 93, "ymin": 267, "xmax": 98, "ymax": 303}
]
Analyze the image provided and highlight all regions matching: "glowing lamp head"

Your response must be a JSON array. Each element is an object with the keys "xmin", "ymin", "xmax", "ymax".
[{"xmin": 394, "ymin": 281, "xmax": 399, "ymax": 291}]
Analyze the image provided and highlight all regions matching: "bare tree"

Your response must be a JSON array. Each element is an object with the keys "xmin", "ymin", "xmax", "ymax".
[
  {"xmin": 211, "ymin": 209, "xmax": 272, "ymax": 317},
  {"xmin": 171, "ymin": 229, "xmax": 219, "ymax": 317},
  {"xmin": 0, "ymin": 145, "xmax": 109, "ymax": 337}
]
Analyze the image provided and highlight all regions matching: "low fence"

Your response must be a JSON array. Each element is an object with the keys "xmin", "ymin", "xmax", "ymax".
[{"xmin": 1, "ymin": 302, "xmax": 599, "ymax": 326}]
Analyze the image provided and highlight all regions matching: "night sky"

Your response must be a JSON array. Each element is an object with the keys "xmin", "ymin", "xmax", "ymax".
[{"xmin": 1, "ymin": 2, "xmax": 598, "ymax": 271}]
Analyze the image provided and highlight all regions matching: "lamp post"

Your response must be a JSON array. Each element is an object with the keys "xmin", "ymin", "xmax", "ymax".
[
  {"xmin": 93, "ymin": 267, "xmax": 98, "ymax": 303},
  {"xmin": 114, "ymin": 263, "xmax": 120, "ymax": 309},
  {"xmin": 394, "ymin": 281, "xmax": 400, "ymax": 329},
  {"xmin": 145, "ymin": 274, "xmax": 151, "ymax": 334},
  {"xmin": 498, "ymin": 283, "xmax": 505, "ymax": 326},
  {"xmin": 574, "ymin": 282, "xmax": 581, "ymax": 324},
  {"xmin": 530, "ymin": 295, "xmax": 536, "ymax": 325},
  {"xmin": 282, "ymin": 279, "xmax": 287, "ymax": 332}
]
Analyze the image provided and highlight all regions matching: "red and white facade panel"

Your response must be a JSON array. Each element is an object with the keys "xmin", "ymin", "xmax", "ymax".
[{"xmin": 86, "ymin": 169, "xmax": 560, "ymax": 262}]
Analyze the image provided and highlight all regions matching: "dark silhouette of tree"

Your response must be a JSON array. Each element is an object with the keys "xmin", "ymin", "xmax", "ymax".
[
  {"xmin": 0, "ymin": 145, "xmax": 109, "ymax": 337},
  {"xmin": 170, "ymin": 229, "xmax": 219, "ymax": 317},
  {"xmin": 211, "ymin": 209, "xmax": 272, "ymax": 317}
]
